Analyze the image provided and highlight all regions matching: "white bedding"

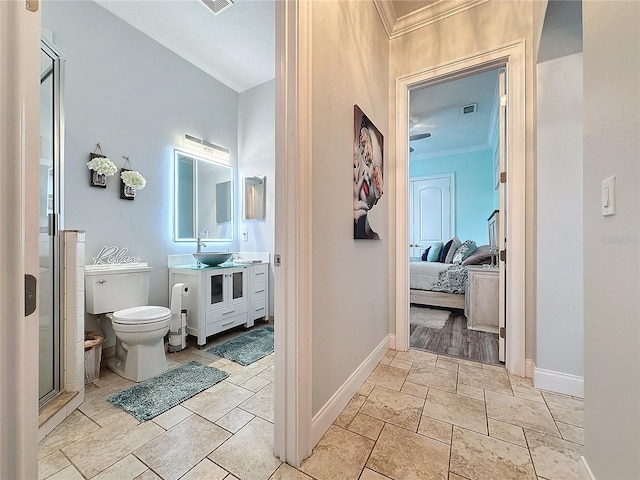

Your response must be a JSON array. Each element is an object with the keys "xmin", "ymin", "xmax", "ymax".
[{"xmin": 409, "ymin": 262, "xmax": 452, "ymax": 291}]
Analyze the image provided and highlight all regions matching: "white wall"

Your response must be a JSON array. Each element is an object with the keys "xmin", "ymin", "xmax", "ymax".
[
  {"xmin": 43, "ymin": 1, "xmax": 240, "ymax": 341},
  {"xmin": 238, "ymin": 79, "xmax": 276, "ymax": 316},
  {"xmin": 583, "ymin": 2, "xmax": 640, "ymax": 478},
  {"xmin": 535, "ymin": 53, "xmax": 583, "ymax": 380},
  {"xmin": 310, "ymin": 0, "xmax": 389, "ymax": 416},
  {"xmin": 389, "ymin": 1, "xmax": 541, "ymax": 358}
]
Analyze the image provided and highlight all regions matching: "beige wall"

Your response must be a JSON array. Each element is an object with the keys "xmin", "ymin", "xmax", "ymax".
[
  {"xmin": 388, "ymin": 1, "xmax": 541, "ymax": 359},
  {"xmin": 583, "ymin": 1, "xmax": 640, "ymax": 477},
  {"xmin": 311, "ymin": 1, "xmax": 390, "ymax": 415}
]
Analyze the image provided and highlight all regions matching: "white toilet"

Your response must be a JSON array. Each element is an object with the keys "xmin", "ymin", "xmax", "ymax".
[{"xmin": 85, "ymin": 264, "xmax": 171, "ymax": 382}]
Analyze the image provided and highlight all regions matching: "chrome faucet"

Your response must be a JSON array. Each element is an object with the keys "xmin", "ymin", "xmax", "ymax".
[{"xmin": 196, "ymin": 237, "xmax": 207, "ymax": 253}]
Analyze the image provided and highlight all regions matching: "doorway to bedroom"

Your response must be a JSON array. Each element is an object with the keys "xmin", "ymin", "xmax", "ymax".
[
  {"xmin": 397, "ymin": 41, "xmax": 526, "ymax": 376},
  {"xmin": 407, "ymin": 68, "xmax": 504, "ymax": 366}
]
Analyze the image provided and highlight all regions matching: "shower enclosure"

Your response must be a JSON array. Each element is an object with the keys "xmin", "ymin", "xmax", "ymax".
[{"xmin": 39, "ymin": 38, "xmax": 63, "ymax": 406}]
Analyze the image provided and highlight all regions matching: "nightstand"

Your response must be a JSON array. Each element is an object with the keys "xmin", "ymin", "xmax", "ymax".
[{"xmin": 465, "ymin": 266, "xmax": 499, "ymax": 334}]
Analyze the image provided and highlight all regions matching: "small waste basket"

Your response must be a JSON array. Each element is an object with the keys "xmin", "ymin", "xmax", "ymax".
[{"xmin": 84, "ymin": 331, "xmax": 104, "ymax": 384}]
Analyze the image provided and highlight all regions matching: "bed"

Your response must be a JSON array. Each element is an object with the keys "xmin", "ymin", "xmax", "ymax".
[
  {"xmin": 409, "ymin": 240, "xmax": 493, "ymax": 309},
  {"xmin": 409, "ymin": 261, "xmax": 467, "ymax": 309}
]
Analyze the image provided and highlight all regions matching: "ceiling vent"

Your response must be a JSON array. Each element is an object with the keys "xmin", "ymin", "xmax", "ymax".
[
  {"xmin": 200, "ymin": 0, "xmax": 234, "ymax": 16},
  {"xmin": 461, "ymin": 103, "xmax": 478, "ymax": 115}
]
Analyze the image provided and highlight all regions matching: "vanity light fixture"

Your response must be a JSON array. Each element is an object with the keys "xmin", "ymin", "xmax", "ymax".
[{"xmin": 183, "ymin": 134, "xmax": 230, "ymax": 163}]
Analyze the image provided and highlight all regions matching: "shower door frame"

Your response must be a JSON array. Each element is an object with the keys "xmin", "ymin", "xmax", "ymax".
[{"xmin": 38, "ymin": 37, "xmax": 65, "ymax": 407}]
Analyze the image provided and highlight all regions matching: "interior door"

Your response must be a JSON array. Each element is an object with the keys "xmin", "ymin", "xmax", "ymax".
[
  {"xmin": 0, "ymin": 1, "xmax": 41, "ymax": 477},
  {"xmin": 498, "ymin": 68, "xmax": 507, "ymax": 363},
  {"xmin": 409, "ymin": 175, "xmax": 453, "ymax": 258}
]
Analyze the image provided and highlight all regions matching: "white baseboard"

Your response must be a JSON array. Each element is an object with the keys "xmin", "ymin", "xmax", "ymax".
[
  {"xmin": 389, "ymin": 334, "xmax": 396, "ymax": 351},
  {"xmin": 579, "ymin": 456, "xmax": 596, "ymax": 480},
  {"xmin": 533, "ymin": 366, "xmax": 584, "ymax": 398},
  {"xmin": 311, "ymin": 335, "xmax": 389, "ymax": 447},
  {"xmin": 525, "ymin": 358, "xmax": 534, "ymax": 378}
]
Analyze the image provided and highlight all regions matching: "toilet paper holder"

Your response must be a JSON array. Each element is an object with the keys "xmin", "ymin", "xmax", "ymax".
[{"xmin": 168, "ymin": 283, "xmax": 190, "ymax": 353}]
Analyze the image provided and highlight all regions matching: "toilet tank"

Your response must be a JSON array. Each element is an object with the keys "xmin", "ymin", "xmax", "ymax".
[{"xmin": 85, "ymin": 264, "xmax": 152, "ymax": 314}]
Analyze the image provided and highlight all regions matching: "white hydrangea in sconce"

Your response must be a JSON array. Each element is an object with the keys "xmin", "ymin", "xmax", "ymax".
[
  {"xmin": 87, "ymin": 143, "xmax": 117, "ymax": 188},
  {"xmin": 120, "ymin": 156, "xmax": 146, "ymax": 201}
]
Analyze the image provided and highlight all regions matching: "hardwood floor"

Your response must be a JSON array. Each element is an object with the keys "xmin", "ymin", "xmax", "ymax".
[{"xmin": 410, "ymin": 309, "xmax": 501, "ymax": 365}]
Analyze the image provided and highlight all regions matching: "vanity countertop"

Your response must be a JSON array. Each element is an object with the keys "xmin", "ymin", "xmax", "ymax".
[
  {"xmin": 167, "ymin": 252, "xmax": 270, "ymax": 269},
  {"xmin": 169, "ymin": 260, "xmax": 265, "ymax": 270}
]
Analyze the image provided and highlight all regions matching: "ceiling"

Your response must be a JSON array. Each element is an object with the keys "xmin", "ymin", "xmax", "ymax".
[
  {"xmin": 94, "ymin": 0, "xmax": 481, "ymax": 93},
  {"xmin": 92, "ymin": 0, "xmax": 528, "ymax": 160},
  {"xmin": 94, "ymin": 0, "xmax": 275, "ymax": 93},
  {"xmin": 375, "ymin": 0, "xmax": 487, "ymax": 38},
  {"xmin": 409, "ymin": 68, "xmax": 500, "ymax": 159},
  {"xmin": 390, "ymin": 0, "xmax": 438, "ymax": 18},
  {"xmin": 538, "ymin": 0, "xmax": 583, "ymax": 63}
]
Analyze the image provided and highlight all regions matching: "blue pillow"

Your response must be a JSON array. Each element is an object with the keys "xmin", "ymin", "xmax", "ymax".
[
  {"xmin": 439, "ymin": 238, "xmax": 454, "ymax": 263},
  {"xmin": 427, "ymin": 242, "xmax": 443, "ymax": 262},
  {"xmin": 421, "ymin": 246, "xmax": 431, "ymax": 261}
]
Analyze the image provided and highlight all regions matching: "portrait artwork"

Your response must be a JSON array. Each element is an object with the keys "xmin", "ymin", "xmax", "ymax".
[{"xmin": 353, "ymin": 105, "xmax": 384, "ymax": 239}]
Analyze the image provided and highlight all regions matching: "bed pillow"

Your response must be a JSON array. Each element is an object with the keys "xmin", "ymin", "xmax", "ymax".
[
  {"xmin": 452, "ymin": 240, "xmax": 478, "ymax": 264},
  {"xmin": 439, "ymin": 238, "xmax": 453, "ymax": 263},
  {"xmin": 444, "ymin": 236, "xmax": 462, "ymax": 264},
  {"xmin": 427, "ymin": 242, "xmax": 443, "ymax": 262},
  {"xmin": 421, "ymin": 246, "xmax": 431, "ymax": 261},
  {"xmin": 461, "ymin": 244, "xmax": 492, "ymax": 266}
]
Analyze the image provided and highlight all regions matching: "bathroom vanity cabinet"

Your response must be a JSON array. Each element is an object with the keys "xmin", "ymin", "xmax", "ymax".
[
  {"xmin": 249, "ymin": 263, "xmax": 268, "ymax": 321},
  {"xmin": 169, "ymin": 262, "xmax": 269, "ymax": 346}
]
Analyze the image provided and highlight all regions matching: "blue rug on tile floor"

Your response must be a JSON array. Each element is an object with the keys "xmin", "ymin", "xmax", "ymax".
[
  {"xmin": 107, "ymin": 361, "xmax": 228, "ymax": 422},
  {"xmin": 208, "ymin": 326, "xmax": 274, "ymax": 366}
]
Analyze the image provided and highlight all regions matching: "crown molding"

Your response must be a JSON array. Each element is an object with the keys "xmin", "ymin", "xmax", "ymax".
[
  {"xmin": 374, "ymin": 0, "xmax": 489, "ymax": 39},
  {"xmin": 373, "ymin": 0, "xmax": 396, "ymax": 38}
]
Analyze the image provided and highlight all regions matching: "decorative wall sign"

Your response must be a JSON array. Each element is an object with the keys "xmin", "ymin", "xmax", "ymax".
[
  {"xmin": 89, "ymin": 162, "xmax": 107, "ymax": 188},
  {"xmin": 120, "ymin": 168, "xmax": 136, "ymax": 200},
  {"xmin": 119, "ymin": 156, "xmax": 147, "ymax": 201},
  {"xmin": 353, "ymin": 105, "xmax": 384, "ymax": 239},
  {"xmin": 92, "ymin": 246, "xmax": 141, "ymax": 265},
  {"xmin": 87, "ymin": 143, "xmax": 117, "ymax": 188}
]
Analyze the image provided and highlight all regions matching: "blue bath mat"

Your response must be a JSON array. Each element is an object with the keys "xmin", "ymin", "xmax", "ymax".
[
  {"xmin": 107, "ymin": 361, "xmax": 228, "ymax": 422},
  {"xmin": 208, "ymin": 326, "xmax": 274, "ymax": 366}
]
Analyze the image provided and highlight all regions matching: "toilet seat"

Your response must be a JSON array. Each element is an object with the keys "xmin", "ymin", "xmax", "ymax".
[
  {"xmin": 107, "ymin": 306, "xmax": 171, "ymax": 382},
  {"xmin": 112, "ymin": 305, "xmax": 171, "ymax": 324}
]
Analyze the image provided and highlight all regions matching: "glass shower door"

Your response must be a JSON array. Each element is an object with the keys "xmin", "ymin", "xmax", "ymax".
[{"xmin": 39, "ymin": 40, "xmax": 62, "ymax": 406}]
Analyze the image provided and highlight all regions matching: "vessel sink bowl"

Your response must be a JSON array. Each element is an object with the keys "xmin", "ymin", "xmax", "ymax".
[{"xmin": 193, "ymin": 252, "xmax": 233, "ymax": 266}]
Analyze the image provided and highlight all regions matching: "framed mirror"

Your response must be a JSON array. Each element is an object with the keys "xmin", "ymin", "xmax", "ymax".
[
  {"xmin": 244, "ymin": 176, "xmax": 266, "ymax": 220},
  {"xmin": 174, "ymin": 149, "xmax": 233, "ymax": 241}
]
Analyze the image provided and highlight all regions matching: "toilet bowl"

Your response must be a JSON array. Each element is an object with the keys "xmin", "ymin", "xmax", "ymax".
[
  {"xmin": 84, "ymin": 264, "xmax": 172, "ymax": 382},
  {"xmin": 107, "ymin": 306, "xmax": 171, "ymax": 382}
]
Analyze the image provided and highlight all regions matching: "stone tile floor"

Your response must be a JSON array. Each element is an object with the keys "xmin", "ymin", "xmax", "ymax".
[{"xmin": 39, "ymin": 335, "xmax": 584, "ymax": 480}]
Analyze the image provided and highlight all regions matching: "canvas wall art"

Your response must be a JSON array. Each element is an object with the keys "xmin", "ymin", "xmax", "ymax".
[{"xmin": 353, "ymin": 105, "xmax": 384, "ymax": 239}]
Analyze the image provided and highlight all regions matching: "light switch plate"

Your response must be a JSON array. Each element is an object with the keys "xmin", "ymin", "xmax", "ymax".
[{"xmin": 601, "ymin": 176, "xmax": 616, "ymax": 216}]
